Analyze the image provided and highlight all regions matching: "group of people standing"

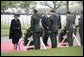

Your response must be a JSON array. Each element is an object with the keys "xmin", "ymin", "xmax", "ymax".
[
  {"xmin": 31, "ymin": 10, "xmax": 61, "ymax": 49},
  {"xmin": 9, "ymin": 9, "xmax": 83, "ymax": 50}
]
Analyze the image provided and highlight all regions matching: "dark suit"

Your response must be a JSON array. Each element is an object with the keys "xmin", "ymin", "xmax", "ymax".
[
  {"xmin": 31, "ymin": 14, "xmax": 42, "ymax": 49},
  {"xmin": 41, "ymin": 16, "xmax": 49, "ymax": 46},
  {"xmin": 49, "ymin": 15, "xmax": 59, "ymax": 48},
  {"xmin": 79, "ymin": 15, "xmax": 83, "ymax": 45},
  {"xmin": 66, "ymin": 14, "xmax": 75, "ymax": 46}
]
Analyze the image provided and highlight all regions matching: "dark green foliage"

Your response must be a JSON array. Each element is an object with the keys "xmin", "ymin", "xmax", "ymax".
[{"xmin": 23, "ymin": 27, "xmax": 44, "ymax": 46}]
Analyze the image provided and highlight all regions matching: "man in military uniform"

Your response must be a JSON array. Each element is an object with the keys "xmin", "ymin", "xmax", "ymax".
[
  {"xmin": 79, "ymin": 11, "xmax": 83, "ymax": 46},
  {"xmin": 41, "ymin": 11, "xmax": 49, "ymax": 46},
  {"xmin": 65, "ymin": 11, "xmax": 75, "ymax": 46},
  {"xmin": 31, "ymin": 9, "xmax": 42, "ymax": 49},
  {"xmin": 75, "ymin": 11, "xmax": 83, "ymax": 46},
  {"xmin": 49, "ymin": 10, "xmax": 59, "ymax": 48}
]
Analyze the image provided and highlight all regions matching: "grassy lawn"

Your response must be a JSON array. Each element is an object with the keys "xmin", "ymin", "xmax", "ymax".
[
  {"xmin": 1, "ymin": 24, "xmax": 9, "ymax": 29},
  {"xmin": 1, "ymin": 46, "xmax": 83, "ymax": 56},
  {"xmin": 1, "ymin": 24, "xmax": 28, "ymax": 37},
  {"xmin": 1, "ymin": 24, "xmax": 28, "ymax": 29},
  {"xmin": 1, "ymin": 29, "xmax": 26, "ymax": 37},
  {"xmin": 1, "ymin": 29, "xmax": 9, "ymax": 37}
]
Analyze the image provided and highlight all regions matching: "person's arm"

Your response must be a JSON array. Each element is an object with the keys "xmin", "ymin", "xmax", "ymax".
[
  {"xmin": 48, "ymin": 17, "xmax": 52, "ymax": 31},
  {"xmin": 65, "ymin": 15, "xmax": 70, "ymax": 33},
  {"xmin": 18, "ymin": 19, "xmax": 21, "ymax": 30},
  {"xmin": 31, "ymin": 16, "xmax": 34, "ymax": 32},
  {"xmin": 19, "ymin": 20, "xmax": 21, "ymax": 30},
  {"xmin": 57, "ymin": 15, "xmax": 61, "ymax": 29},
  {"xmin": 9, "ymin": 20, "xmax": 13, "ymax": 39}
]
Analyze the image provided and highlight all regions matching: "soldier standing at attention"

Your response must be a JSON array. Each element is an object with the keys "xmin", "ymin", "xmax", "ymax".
[
  {"xmin": 66, "ymin": 11, "xmax": 75, "ymax": 46},
  {"xmin": 49, "ymin": 10, "xmax": 59, "ymax": 48},
  {"xmin": 75, "ymin": 11, "xmax": 83, "ymax": 46},
  {"xmin": 31, "ymin": 9, "xmax": 42, "ymax": 49},
  {"xmin": 79, "ymin": 11, "xmax": 83, "ymax": 46}
]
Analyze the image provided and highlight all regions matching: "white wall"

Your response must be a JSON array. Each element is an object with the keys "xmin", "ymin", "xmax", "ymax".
[{"xmin": 1, "ymin": 15, "xmax": 80, "ymax": 29}]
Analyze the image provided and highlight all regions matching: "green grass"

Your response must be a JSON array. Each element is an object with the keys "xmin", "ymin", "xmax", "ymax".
[
  {"xmin": 1, "ymin": 24, "xmax": 9, "ymax": 29},
  {"xmin": 1, "ymin": 24, "xmax": 28, "ymax": 29},
  {"xmin": 1, "ymin": 29, "xmax": 9, "ymax": 37},
  {"xmin": 1, "ymin": 29, "xmax": 26, "ymax": 37},
  {"xmin": 1, "ymin": 24, "xmax": 28, "ymax": 37},
  {"xmin": 1, "ymin": 46, "xmax": 83, "ymax": 56}
]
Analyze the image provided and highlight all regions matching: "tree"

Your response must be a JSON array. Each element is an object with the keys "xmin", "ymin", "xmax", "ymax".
[
  {"xmin": 1, "ymin": 1, "xmax": 20, "ymax": 14},
  {"xmin": 1, "ymin": 1, "xmax": 9, "ymax": 13},
  {"xmin": 77, "ymin": 1, "xmax": 83, "ymax": 5},
  {"xmin": 19, "ymin": 1, "xmax": 37, "ymax": 15},
  {"xmin": 39, "ymin": 1, "xmax": 65, "ymax": 12}
]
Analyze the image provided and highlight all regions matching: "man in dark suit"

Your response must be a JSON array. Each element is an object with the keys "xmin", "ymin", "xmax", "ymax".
[
  {"xmin": 49, "ymin": 10, "xmax": 59, "ymax": 48},
  {"xmin": 41, "ymin": 12, "xmax": 49, "ymax": 46},
  {"xmin": 31, "ymin": 9, "xmax": 42, "ymax": 49},
  {"xmin": 66, "ymin": 11, "xmax": 75, "ymax": 46}
]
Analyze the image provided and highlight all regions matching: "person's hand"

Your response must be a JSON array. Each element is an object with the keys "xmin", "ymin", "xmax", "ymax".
[
  {"xmin": 47, "ymin": 27, "xmax": 48, "ymax": 29},
  {"xmin": 15, "ymin": 27, "xmax": 20, "ymax": 29},
  {"xmin": 49, "ymin": 31, "xmax": 51, "ymax": 33},
  {"xmin": 66, "ymin": 31, "xmax": 69, "ymax": 33},
  {"xmin": 58, "ymin": 25, "xmax": 59, "ymax": 28},
  {"xmin": 31, "ymin": 30, "xmax": 33, "ymax": 33},
  {"xmin": 47, "ymin": 27, "xmax": 49, "ymax": 30},
  {"xmin": 18, "ymin": 27, "xmax": 20, "ymax": 29},
  {"xmin": 73, "ymin": 25, "xmax": 75, "ymax": 29},
  {"xmin": 61, "ymin": 30, "xmax": 64, "ymax": 33}
]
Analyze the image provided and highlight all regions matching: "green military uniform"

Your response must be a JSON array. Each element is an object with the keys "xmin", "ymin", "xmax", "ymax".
[
  {"xmin": 66, "ymin": 13, "xmax": 75, "ymax": 46},
  {"xmin": 79, "ymin": 15, "xmax": 83, "ymax": 45},
  {"xmin": 31, "ymin": 12, "xmax": 42, "ymax": 49},
  {"xmin": 49, "ymin": 14, "xmax": 59, "ymax": 48}
]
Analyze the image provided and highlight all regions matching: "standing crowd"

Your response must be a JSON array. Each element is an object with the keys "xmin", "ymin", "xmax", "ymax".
[{"xmin": 9, "ymin": 9, "xmax": 83, "ymax": 50}]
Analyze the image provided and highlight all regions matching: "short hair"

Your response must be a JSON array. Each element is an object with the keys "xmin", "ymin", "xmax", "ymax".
[
  {"xmin": 50, "ymin": 10, "xmax": 55, "ymax": 13},
  {"xmin": 67, "ymin": 11, "xmax": 71, "ymax": 14},
  {"xmin": 14, "ymin": 14, "xmax": 20, "ymax": 17},
  {"xmin": 33, "ymin": 9, "xmax": 38, "ymax": 13}
]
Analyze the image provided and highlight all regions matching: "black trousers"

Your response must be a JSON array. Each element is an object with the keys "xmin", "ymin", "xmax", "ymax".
[
  {"xmin": 50, "ymin": 32, "xmax": 58, "ymax": 48},
  {"xmin": 43, "ymin": 30, "xmax": 49, "ymax": 46},
  {"xmin": 79, "ymin": 29, "xmax": 83, "ymax": 46},
  {"xmin": 33, "ymin": 32, "xmax": 40, "ymax": 49},
  {"xmin": 67, "ymin": 31, "xmax": 73, "ymax": 46}
]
